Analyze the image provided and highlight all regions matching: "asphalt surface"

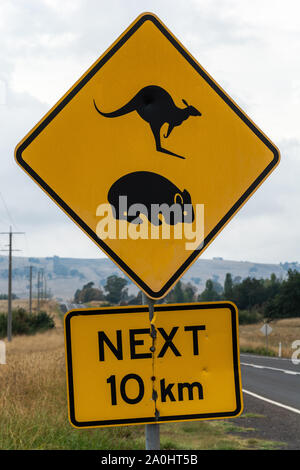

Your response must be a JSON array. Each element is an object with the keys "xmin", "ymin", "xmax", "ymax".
[
  {"xmin": 59, "ymin": 302, "xmax": 86, "ymax": 314},
  {"xmin": 241, "ymin": 353, "xmax": 300, "ymax": 411},
  {"xmin": 232, "ymin": 353, "xmax": 300, "ymax": 449}
]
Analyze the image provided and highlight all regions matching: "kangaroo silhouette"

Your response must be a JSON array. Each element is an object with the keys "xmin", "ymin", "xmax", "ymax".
[{"xmin": 93, "ymin": 85, "xmax": 201, "ymax": 159}]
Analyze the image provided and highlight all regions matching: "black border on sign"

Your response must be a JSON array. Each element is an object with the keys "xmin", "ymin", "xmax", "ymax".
[
  {"xmin": 64, "ymin": 302, "xmax": 242, "ymax": 428},
  {"xmin": 15, "ymin": 13, "xmax": 280, "ymax": 299}
]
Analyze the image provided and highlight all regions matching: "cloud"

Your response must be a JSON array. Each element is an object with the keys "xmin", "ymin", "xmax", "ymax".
[
  {"xmin": 205, "ymin": 137, "xmax": 300, "ymax": 263},
  {"xmin": 0, "ymin": 0, "xmax": 299, "ymax": 264}
]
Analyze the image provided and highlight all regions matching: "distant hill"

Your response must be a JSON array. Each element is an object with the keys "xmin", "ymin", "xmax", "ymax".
[{"xmin": 0, "ymin": 255, "xmax": 298, "ymax": 302}]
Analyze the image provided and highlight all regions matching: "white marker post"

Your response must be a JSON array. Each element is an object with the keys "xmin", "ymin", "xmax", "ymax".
[{"xmin": 0, "ymin": 340, "xmax": 6, "ymax": 364}]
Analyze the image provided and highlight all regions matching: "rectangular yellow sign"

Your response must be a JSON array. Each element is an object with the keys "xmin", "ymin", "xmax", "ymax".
[{"xmin": 64, "ymin": 302, "xmax": 243, "ymax": 428}]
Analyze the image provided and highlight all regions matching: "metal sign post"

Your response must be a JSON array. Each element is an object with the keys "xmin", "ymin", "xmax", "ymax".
[
  {"xmin": 260, "ymin": 323, "xmax": 273, "ymax": 353},
  {"xmin": 142, "ymin": 292, "xmax": 160, "ymax": 450}
]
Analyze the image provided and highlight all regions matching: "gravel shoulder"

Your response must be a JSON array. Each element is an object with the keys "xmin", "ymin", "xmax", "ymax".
[{"xmin": 230, "ymin": 392, "xmax": 300, "ymax": 450}]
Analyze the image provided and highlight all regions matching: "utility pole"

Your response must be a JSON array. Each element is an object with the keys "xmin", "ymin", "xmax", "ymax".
[
  {"xmin": 44, "ymin": 275, "xmax": 47, "ymax": 301},
  {"xmin": 37, "ymin": 270, "xmax": 41, "ymax": 313},
  {"xmin": 29, "ymin": 265, "xmax": 33, "ymax": 314},
  {"xmin": 41, "ymin": 269, "xmax": 45, "ymax": 304},
  {"xmin": 40, "ymin": 269, "xmax": 43, "ymax": 305},
  {"xmin": 0, "ymin": 226, "xmax": 25, "ymax": 342}
]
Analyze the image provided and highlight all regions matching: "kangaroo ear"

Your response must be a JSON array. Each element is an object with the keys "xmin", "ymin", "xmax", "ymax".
[
  {"xmin": 183, "ymin": 189, "xmax": 191, "ymax": 203},
  {"xmin": 182, "ymin": 99, "xmax": 189, "ymax": 106}
]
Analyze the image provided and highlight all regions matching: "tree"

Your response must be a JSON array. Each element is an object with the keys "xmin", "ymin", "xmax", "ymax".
[
  {"xmin": 212, "ymin": 280, "xmax": 223, "ymax": 295},
  {"xmin": 224, "ymin": 273, "xmax": 233, "ymax": 300},
  {"xmin": 104, "ymin": 275, "xmax": 128, "ymax": 304},
  {"xmin": 233, "ymin": 276, "xmax": 242, "ymax": 285},
  {"xmin": 73, "ymin": 282, "xmax": 104, "ymax": 303},
  {"xmin": 127, "ymin": 291, "xmax": 143, "ymax": 305},
  {"xmin": 165, "ymin": 280, "xmax": 196, "ymax": 303},
  {"xmin": 263, "ymin": 273, "xmax": 281, "ymax": 300},
  {"xmin": 198, "ymin": 279, "xmax": 220, "ymax": 301},
  {"xmin": 183, "ymin": 282, "xmax": 197, "ymax": 302},
  {"xmin": 264, "ymin": 270, "xmax": 300, "ymax": 319},
  {"xmin": 173, "ymin": 281, "xmax": 185, "ymax": 303},
  {"xmin": 230, "ymin": 277, "xmax": 266, "ymax": 310},
  {"xmin": 165, "ymin": 281, "xmax": 184, "ymax": 303},
  {"xmin": 74, "ymin": 289, "xmax": 81, "ymax": 303}
]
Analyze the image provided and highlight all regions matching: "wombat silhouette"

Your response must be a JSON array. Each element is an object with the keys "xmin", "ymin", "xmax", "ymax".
[
  {"xmin": 93, "ymin": 85, "xmax": 201, "ymax": 160},
  {"xmin": 108, "ymin": 171, "xmax": 194, "ymax": 226}
]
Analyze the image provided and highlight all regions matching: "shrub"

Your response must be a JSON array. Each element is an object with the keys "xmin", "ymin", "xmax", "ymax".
[
  {"xmin": 238, "ymin": 309, "xmax": 263, "ymax": 325},
  {"xmin": 0, "ymin": 308, "xmax": 55, "ymax": 338},
  {"xmin": 30, "ymin": 311, "xmax": 55, "ymax": 332}
]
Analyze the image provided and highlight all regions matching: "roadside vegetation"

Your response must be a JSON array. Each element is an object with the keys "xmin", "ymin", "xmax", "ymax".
[
  {"xmin": 0, "ymin": 308, "xmax": 54, "ymax": 338},
  {"xmin": 0, "ymin": 269, "xmax": 298, "ymax": 449},
  {"xmin": 75, "ymin": 269, "xmax": 300, "ymax": 327},
  {"xmin": 0, "ymin": 303, "xmax": 283, "ymax": 450},
  {"xmin": 239, "ymin": 317, "xmax": 300, "ymax": 357}
]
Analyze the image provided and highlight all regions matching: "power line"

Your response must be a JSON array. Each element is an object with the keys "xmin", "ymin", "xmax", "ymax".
[
  {"xmin": 0, "ymin": 191, "xmax": 32, "ymax": 298},
  {"xmin": 0, "ymin": 191, "xmax": 18, "ymax": 231},
  {"xmin": 0, "ymin": 226, "xmax": 25, "ymax": 341}
]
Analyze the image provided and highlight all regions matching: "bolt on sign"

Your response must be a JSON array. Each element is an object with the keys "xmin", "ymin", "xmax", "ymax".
[
  {"xmin": 64, "ymin": 302, "xmax": 243, "ymax": 428},
  {"xmin": 15, "ymin": 13, "xmax": 280, "ymax": 299}
]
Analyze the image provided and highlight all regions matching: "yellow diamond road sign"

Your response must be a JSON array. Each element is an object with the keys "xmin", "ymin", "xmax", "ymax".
[
  {"xmin": 15, "ymin": 13, "xmax": 280, "ymax": 299},
  {"xmin": 64, "ymin": 302, "xmax": 243, "ymax": 428}
]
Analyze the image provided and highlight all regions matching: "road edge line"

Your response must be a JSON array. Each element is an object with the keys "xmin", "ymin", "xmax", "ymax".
[
  {"xmin": 241, "ymin": 362, "xmax": 300, "ymax": 375},
  {"xmin": 243, "ymin": 389, "xmax": 300, "ymax": 415}
]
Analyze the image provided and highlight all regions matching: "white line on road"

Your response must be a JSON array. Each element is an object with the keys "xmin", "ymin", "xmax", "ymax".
[
  {"xmin": 241, "ymin": 362, "xmax": 300, "ymax": 375},
  {"xmin": 243, "ymin": 389, "xmax": 300, "ymax": 415}
]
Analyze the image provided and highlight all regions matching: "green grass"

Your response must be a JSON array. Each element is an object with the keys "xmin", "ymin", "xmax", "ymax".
[
  {"xmin": 0, "ymin": 408, "xmax": 146, "ymax": 450},
  {"xmin": 0, "ymin": 406, "xmax": 283, "ymax": 450},
  {"xmin": 240, "ymin": 346, "xmax": 277, "ymax": 357},
  {"xmin": 241, "ymin": 412, "xmax": 265, "ymax": 419}
]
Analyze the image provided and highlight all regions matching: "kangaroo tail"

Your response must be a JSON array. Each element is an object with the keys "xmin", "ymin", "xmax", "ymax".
[{"xmin": 93, "ymin": 97, "xmax": 136, "ymax": 118}]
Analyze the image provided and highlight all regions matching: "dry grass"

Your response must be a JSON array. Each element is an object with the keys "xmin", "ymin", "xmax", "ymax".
[
  {"xmin": 0, "ymin": 303, "xmax": 146, "ymax": 449},
  {"xmin": 0, "ymin": 300, "xmax": 288, "ymax": 450},
  {"xmin": 85, "ymin": 300, "xmax": 110, "ymax": 308},
  {"xmin": 0, "ymin": 302, "xmax": 67, "ymax": 449},
  {"xmin": 239, "ymin": 317, "xmax": 300, "ymax": 357},
  {"xmin": 0, "ymin": 298, "xmax": 52, "ymax": 315}
]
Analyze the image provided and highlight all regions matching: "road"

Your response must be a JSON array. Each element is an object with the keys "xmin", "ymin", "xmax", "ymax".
[
  {"xmin": 240, "ymin": 353, "xmax": 300, "ymax": 412},
  {"xmin": 59, "ymin": 302, "xmax": 87, "ymax": 314},
  {"xmin": 233, "ymin": 353, "xmax": 300, "ymax": 449}
]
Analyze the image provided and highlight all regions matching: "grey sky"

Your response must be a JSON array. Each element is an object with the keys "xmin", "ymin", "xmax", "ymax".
[{"xmin": 0, "ymin": 0, "xmax": 299, "ymax": 263}]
